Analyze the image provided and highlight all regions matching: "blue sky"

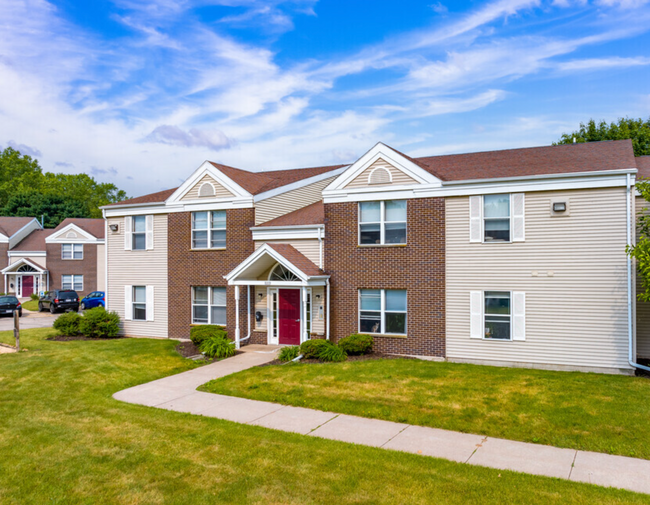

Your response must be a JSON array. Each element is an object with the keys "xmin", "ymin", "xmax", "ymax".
[{"xmin": 1, "ymin": 0, "xmax": 649, "ymax": 197}]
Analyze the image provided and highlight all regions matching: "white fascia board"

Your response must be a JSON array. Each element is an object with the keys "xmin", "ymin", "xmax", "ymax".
[
  {"xmin": 1, "ymin": 257, "xmax": 47, "ymax": 274},
  {"xmin": 0, "ymin": 235, "xmax": 9, "ymax": 244},
  {"xmin": 440, "ymin": 168, "xmax": 637, "ymax": 186},
  {"xmin": 8, "ymin": 251, "xmax": 46, "ymax": 256},
  {"xmin": 103, "ymin": 197, "xmax": 255, "ymax": 218},
  {"xmin": 323, "ymin": 172, "xmax": 633, "ymax": 204},
  {"xmin": 253, "ymin": 166, "xmax": 349, "ymax": 202},
  {"xmin": 167, "ymin": 161, "xmax": 252, "ymax": 203},
  {"xmin": 45, "ymin": 223, "xmax": 95, "ymax": 243},
  {"xmin": 227, "ymin": 279, "xmax": 328, "ymax": 287},
  {"xmin": 225, "ymin": 243, "xmax": 311, "ymax": 283},
  {"xmin": 251, "ymin": 225, "xmax": 324, "ymax": 241},
  {"xmin": 326, "ymin": 142, "xmax": 442, "ymax": 192},
  {"xmin": 8, "ymin": 219, "xmax": 42, "ymax": 249}
]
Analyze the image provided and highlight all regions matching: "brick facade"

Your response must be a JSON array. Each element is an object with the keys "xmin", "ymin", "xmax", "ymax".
[
  {"xmin": 46, "ymin": 243, "xmax": 98, "ymax": 298},
  {"xmin": 324, "ymin": 198, "xmax": 446, "ymax": 357},
  {"xmin": 167, "ymin": 209, "xmax": 256, "ymax": 340},
  {"xmin": 0, "ymin": 244, "xmax": 8, "ymax": 271}
]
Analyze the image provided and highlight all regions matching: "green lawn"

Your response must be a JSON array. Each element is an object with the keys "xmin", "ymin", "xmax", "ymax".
[
  {"xmin": 201, "ymin": 358, "xmax": 650, "ymax": 460},
  {"xmin": 21, "ymin": 299, "xmax": 39, "ymax": 311},
  {"xmin": 0, "ymin": 331, "xmax": 647, "ymax": 505}
]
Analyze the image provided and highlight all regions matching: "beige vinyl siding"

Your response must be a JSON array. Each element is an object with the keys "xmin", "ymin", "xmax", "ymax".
[
  {"xmin": 254, "ymin": 285, "xmax": 325, "ymax": 335},
  {"xmin": 106, "ymin": 214, "xmax": 168, "ymax": 338},
  {"xmin": 96, "ymin": 243, "xmax": 106, "ymax": 291},
  {"xmin": 345, "ymin": 158, "xmax": 418, "ymax": 189},
  {"xmin": 254, "ymin": 239, "xmax": 321, "ymax": 266},
  {"xmin": 9, "ymin": 254, "xmax": 46, "ymax": 267},
  {"xmin": 181, "ymin": 174, "xmax": 234, "ymax": 201},
  {"xmin": 446, "ymin": 187, "xmax": 632, "ymax": 372},
  {"xmin": 255, "ymin": 176, "xmax": 336, "ymax": 225},
  {"xmin": 635, "ymin": 195, "xmax": 650, "ymax": 358}
]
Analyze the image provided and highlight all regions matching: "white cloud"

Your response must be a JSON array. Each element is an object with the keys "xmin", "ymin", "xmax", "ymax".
[{"xmin": 557, "ymin": 56, "xmax": 650, "ymax": 71}]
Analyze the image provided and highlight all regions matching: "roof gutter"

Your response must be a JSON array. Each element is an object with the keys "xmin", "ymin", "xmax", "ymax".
[
  {"xmin": 441, "ymin": 168, "xmax": 638, "ymax": 187},
  {"xmin": 626, "ymin": 172, "xmax": 650, "ymax": 374}
]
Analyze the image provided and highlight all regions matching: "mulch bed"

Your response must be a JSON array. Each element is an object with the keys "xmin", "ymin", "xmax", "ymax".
[
  {"xmin": 175, "ymin": 341, "xmax": 243, "ymax": 362},
  {"xmin": 47, "ymin": 335, "xmax": 125, "ymax": 341},
  {"xmin": 259, "ymin": 352, "xmax": 417, "ymax": 367}
]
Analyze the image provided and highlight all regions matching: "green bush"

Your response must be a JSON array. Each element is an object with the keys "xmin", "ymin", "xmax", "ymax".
[
  {"xmin": 79, "ymin": 307, "xmax": 121, "ymax": 338},
  {"xmin": 199, "ymin": 334, "xmax": 236, "ymax": 359},
  {"xmin": 299, "ymin": 339, "xmax": 331, "ymax": 359},
  {"xmin": 278, "ymin": 346, "xmax": 300, "ymax": 362},
  {"xmin": 30, "ymin": 293, "xmax": 39, "ymax": 301},
  {"xmin": 53, "ymin": 311, "xmax": 81, "ymax": 336},
  {"xmin": 338, "ymin": 333, "xmax": 373, "ymax": 355},
  {"xmin": 319, "ymin": 344, "xmax": 347, "ymax": 362},
  {"xmin": 190, "ymin": 325, "xmax": 227, "ymax": 346}
]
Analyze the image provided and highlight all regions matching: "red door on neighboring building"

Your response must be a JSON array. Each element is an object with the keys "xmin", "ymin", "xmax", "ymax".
[
  {"xmin": 278, "ymin": 289, "xmax": 301, "ymax": 345},
  {"xmin": 22, "ymin": 276, "xmax": 34, "ymax": 297}
]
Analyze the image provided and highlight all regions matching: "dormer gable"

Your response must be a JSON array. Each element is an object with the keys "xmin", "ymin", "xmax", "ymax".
[
  {"xmin": 46, "ymin": 223, "xmax": 100, "ymax": 244},
  {"xmin": 166, "ymin": 161, "xmax": 252, "ymax": 204}
]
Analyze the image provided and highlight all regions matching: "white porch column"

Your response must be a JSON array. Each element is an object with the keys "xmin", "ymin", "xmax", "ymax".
[
  {"xmin": 302, "ymin": 286, "xmax": 308, "ymax": 343},
  {"xmin": 3, "ymin": 274, "xmax": 6, "ymax": 295},
  {"xmin": 326, "ymin": 280, "xmax": 331, "ymax": 341},
  {"xmin": 234, "ymin": 285, "xmax": 240, "ymax": 349}
]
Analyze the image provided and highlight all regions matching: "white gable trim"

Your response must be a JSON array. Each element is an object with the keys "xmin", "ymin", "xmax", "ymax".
[
  {"xmin": 1, "ymin": 257, "xmax": 47, "ymax": 274},
  {"xmin": 5, "ymin": 219, "xmax": 42, "ymax": 247},
  {"xmin": 325, "ymin": 142, "xmax": 442, "ymax": 192},
  {"xmin": 46, "ymin": 223, "xmax": 102, "ymax": 244},
  {"xmin": 254, "ymin": 166, "xmax": 348, "ymax": 202},
  {"xmin": 167, "ymin": 161, "xmax": 252, "ymax": 203}
]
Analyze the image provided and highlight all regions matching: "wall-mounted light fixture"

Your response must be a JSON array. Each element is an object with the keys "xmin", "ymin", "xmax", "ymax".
[
  {"xmin": 315, "ymin": 294, "xmax": 321, "ymax": 300},
  {"xmin": 109, "ymin": 223, "xmax": 119, "ymax": 232},
  {"xmin": 552, "ymin": 202, "xmax": 567, "ymax": 213},
  {"xmin": 258, "ymin": 292, "xmax": 263, "ymax": 300}
]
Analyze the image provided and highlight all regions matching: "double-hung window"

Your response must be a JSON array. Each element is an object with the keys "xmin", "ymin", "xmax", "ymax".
[
  {"xmin": 359, "ymin": 200, "xmax": 406, "ymax": 245},
  {"xmin": 359, "ymin": 289, "xmax": 407, "ymax": 334},
  {"xmin": 133, "ymin": 286, "xmax": 147, "ymax": 321},
  {"xmin": 61, "ymin": 275, "xmax": 83, "ymax": 291},
  {"xmin": 483, "ymin": 194, "xmax": 510, "ymax": 242},
  {"xmin": 484, "ymin": 291, "xmax": 511, "ymax": 339},
  {"xmin": 192, "ymin": 286, "xmax": 227, "ymax": 325},
  {"xmin": 62, "ymin": 244, "xmax": 83, "ymax": 260},
  {"xmin": 470, "ymin": 290, "xmax": 525, "ymax": 341},
  {"xmin": 132, "ymin": 216, "xmax": 147, "ymax": 250},
  {"xmin": 192, "ymin": 211, "xmax": 226, "ymax": 249},
  {"xmin": 470, "ymin": 194, "xmax": 525, "ymax": 243}
]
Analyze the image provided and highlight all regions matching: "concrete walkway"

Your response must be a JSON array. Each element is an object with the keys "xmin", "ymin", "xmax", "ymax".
[{"xmin": 113, "ymin": 345, "xmax": 650, "ymax": 496}]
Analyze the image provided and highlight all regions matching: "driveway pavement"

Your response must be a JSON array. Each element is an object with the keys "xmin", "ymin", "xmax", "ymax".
[
  {"xmin": 114, "ymin": 345, "xmax": 650, "ymax": 496},
  {"xmin": 0, "ymin": 311, "xmax": 58, "ymax": 331}
]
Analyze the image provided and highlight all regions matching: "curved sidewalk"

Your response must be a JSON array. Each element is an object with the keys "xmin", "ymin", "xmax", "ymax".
[{"xmin": 113, "ymin": 345, "xmax": 650, "ymax": 496}]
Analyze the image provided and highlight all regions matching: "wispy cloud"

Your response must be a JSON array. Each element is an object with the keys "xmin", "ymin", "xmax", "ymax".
[
  {"xmin": 3, "ymin": 141, "xmax": 42, "ymax": 158},
  {"xmin": 557, "ymin": 56, "xmax": 650, "ymax": 71},
  {"xmin": 144, "ymin": 125, "xmax": 232, "ymax": 150}
]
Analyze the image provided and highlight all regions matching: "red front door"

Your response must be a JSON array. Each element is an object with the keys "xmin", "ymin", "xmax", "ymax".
[
  {"xmin": 22, "ymin": 276, "xmax": 33, "ymax": 297},
  {"xmin": 279, "ymin": 289, "xmax": 301, "ymax": 345}
]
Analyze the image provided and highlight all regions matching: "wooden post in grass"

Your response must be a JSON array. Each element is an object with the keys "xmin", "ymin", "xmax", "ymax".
[{"xmin": 14, "ymin": 309, "xmax": 19, "ymax": 351}]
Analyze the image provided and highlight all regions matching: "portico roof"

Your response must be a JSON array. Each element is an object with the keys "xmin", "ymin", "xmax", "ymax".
[
  {"xmin": 225, "ymin": 243, "xmax": 328, "ymax": 286},
  {"xmin": 1, "ymin": 258, "xmax": 48, "ymax": 274}
]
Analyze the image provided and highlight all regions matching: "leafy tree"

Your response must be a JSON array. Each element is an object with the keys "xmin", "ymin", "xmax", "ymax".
[
  {"xmin": 0, "ymin": 147, "xmax": 128, "ymax": 226},
  {"xmin": 555, "ymin": 117, "xmax": 650, "ymax": 157},
  {"xmin": 628, "ymin": 180, "xmax": 650, "ymax": 301}
]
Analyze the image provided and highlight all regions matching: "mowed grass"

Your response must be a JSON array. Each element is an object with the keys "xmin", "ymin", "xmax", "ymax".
[
  {"xmin": 0, "ymin": 332, "xmax": 647, "ymax": 505},
  {"xmin": 202, "ymin": 358, "xmax": 650, "ymax": 460},
  {"xmin": 21, "ymin": 299, "xmax": 39, "ymax": 311}
]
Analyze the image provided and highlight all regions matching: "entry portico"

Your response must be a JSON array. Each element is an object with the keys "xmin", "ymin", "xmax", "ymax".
[
  {"xmin": 225, "ymin": 243, "xmax": 329, "ymax": 348},
  {"xmin": 1, "ymin": 258, "xmax": 49, "ymax": 297}
]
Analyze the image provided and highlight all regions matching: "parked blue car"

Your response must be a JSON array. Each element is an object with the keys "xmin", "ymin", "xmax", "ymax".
[{"xmin": 80, "ymin": 291, "xmax": 105, "ymax": 310}]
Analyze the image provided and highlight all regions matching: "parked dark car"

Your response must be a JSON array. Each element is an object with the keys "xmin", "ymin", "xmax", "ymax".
[
  {"xmin": 80, "ymin": 291, "xmax": 105, "ymax": 310},
  {"xmin": 0, "ymin": 295, "xmax": 22, "ymax": 317},
  {"xmin": 38, "ymin": 290, "xmax": 79, "ymax": 313}
]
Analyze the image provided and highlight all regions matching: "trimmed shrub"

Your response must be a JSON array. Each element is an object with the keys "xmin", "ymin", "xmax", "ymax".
[
  {"xmin": 53, "ymin": 311, "xmax": 81, "ymax": 336},
  {"xmin": 30, "ymin": 293, "xmax": 39, "ymax": 301},
  {"xmin": 79, "ymin": 307, "xmax": 121, "ymax": 338},
  {"xmin": 190, "ymin": 325, "xmax": 227, "ymax": 346},
  {"xmin": 200, "ymin": 334, "xmax": 235, "ymax": 359},
  {"xmin": 300, "ymin": 339, "xmax": 331, "ymax": 359},
  {"xmin": 338, "ymin": 333, "xmax": 373, "ymax": 356},
  {"xmin": 278, "ymin": 346, "xmax": 300, "ymax": 362},
  {"xmin": 319, "ymin": 344, "xmax": 347, "ymax": 362}
]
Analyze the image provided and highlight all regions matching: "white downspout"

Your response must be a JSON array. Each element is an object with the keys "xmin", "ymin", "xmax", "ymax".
[
  {"xmin": 234, "ymin": 285, "xmax": 240, "ymax": 350},
  {"xmin": 326, "ymin": 278, "xmax": 331, "ymax": 341},
  {"xmin": 239, "ymin": 285, "xmax": 253, "ymax": 345},
  {"xmin": 627, "ymin": 173, "xmax": 650, "ymax": 373},
  {"xmin": 318, "ymin": 227, "xmax": 323, "ymax": 270}
]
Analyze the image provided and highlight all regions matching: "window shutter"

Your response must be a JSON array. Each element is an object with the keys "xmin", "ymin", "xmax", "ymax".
[
  {"xmin": 469, "ymin": 196, "xmax": 482, "ymax": 243},
  {"xmin": 511, "ymin": 193, "xmax": 525, "ymax": 242},
  {"xmin": 470, "ymin": 291, "xmax": 483, "ymax": 339},
  {"xmin": 124, "ymin": 285, "xmax": 133, "ymax": 320},
  {"xmin": 145, "ymin": 215, "xmax": 154, "ymax": 250},
  {"xmin": 124, "ymin": 217, "xmax": 132, "ymax": 251},
  {"xmin": 512, "ymin": 291, "xmax": 526, "ymax": 341},
  {"xmin": 146, "ymin": 285, "xmax": 154, "ymax": 321}
]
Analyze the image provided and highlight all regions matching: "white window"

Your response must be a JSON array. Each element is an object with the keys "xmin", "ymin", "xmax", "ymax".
[
  {"xmin": 470, "ymin": 290, "xmax": 525, "ymax": 341},
  {"xmin": 469, "ymin": 194, "xmax": 525, "ymax": 243},
  {"xmin": 359, "ymin": 289, "xmax": 407, "ymax": 334},
  {"xmin": 192, "ymin": 211, "xmax": 226, "ymax": 249},
  {"xmin": 62, "ymin": 244, "xmax": 83, "ymax": 260},
  {"xmin": 125, "ymin": 215, "xmax": 153, "ymax": 251},
  {"xmin": 61, "ymin": 275, "xmax": 83, "ymax": 291},
  {"xmin": 124, "ymin": 285, "xmax": 154, "ymax": 321},
  {"xmin": 133, "ymin": 286, "xmax": 147, "ymax": 321},
  {"xmin": 192, "ymin": 286, "xmax": 227, "ymax": 325},
  {"xmin": 359, "ymin": 200, "xmax": 407, "ymax": 245}
]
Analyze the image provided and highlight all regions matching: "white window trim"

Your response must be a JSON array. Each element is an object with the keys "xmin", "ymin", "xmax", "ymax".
[
  {"xmin": 358, "ymin": 289, "xmax": 407, "ymax": 336},
  {"xmin": 61, "ymin": 274, "xmax": 83, "ymax": 291},
  {"xmin": 131, "ymin": 216, "xmax": 147, "ymax": 251},
  {"xmin": 358, "ymin": 200, "xmax": 407, "ymax": 246},
  {"xmin": 470, "ymin": 290, "xmax": 526, "ymax": 341},
  {"xmin": 470, "ymin": 194, "xmax": 525, "ymax": 244},
  {"xmin": 61, "ymin": 243, "xmax": 84, "ymax": 260},
  {"xmin": 132, "ymin": 285, "xmax": 147, "ymax": 321},
  {"xmin": 191, "ymin": 286, "xmax": 227, "ymax": 325},
  {"xmin": 191, "ymin": 211, "xmax": 227, "ymax": 250}
]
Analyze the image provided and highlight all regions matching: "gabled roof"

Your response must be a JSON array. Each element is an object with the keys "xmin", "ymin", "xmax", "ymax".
[
  {"xmin": 54, "ymin": 218, "xmax": 105, "ymax": 239},
  {"xmin": 258, "ymin": 201, "xmax": 324, "ymax": 228},
  {"xmin": 0, "ymin": 217, "xmax": 38, "ymax": 237},
  {"xmin": 1, "ymin": 257, "xmax": 47, "ymax": 274},
  {"xmin": 12, "ymin": 229, "xmax": 55, "ymax": 252},
  {"xmin": 104, "ymin": 187, "xmax": 178, "ymax": 207},
  {"xmin": 636, "ymin": 156, "xmax": 650, "ymax": 179},
  {"xmin": 265, "ymin": 243, "xmax": 323, "ymax": 277},
  {"xmin": 413, "ymin": 140, "xmax": 636, "ymax": 182}
]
